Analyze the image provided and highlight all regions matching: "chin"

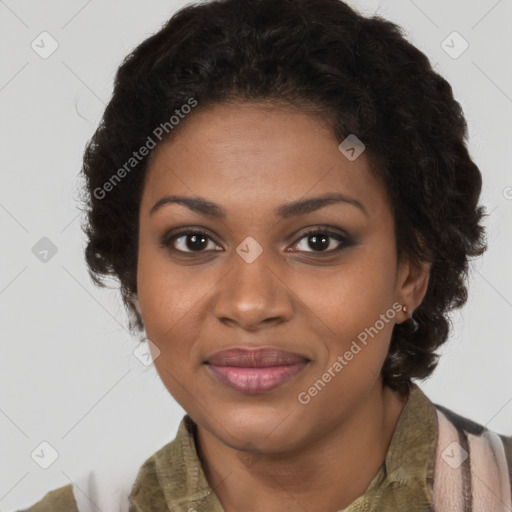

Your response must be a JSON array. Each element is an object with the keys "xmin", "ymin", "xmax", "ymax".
[{"xmin": 202, "ymin": 400, "xmax": 309, "ymax": 448}]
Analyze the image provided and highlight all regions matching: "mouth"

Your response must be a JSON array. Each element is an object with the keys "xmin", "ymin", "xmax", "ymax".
[{"xmin": 204, "ymin": 348, "xmax": 310, "ymax": 394}]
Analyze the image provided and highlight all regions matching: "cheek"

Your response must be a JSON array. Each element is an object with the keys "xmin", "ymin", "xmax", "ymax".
[
  {"xmin": 137, "ymin": 249, "xmax": 205, "ymax": 360},
  {"xmin": 296, "ymin": 252, "xmax": 396, "ymax": 332},
  {"xmin": 293, "ymin": 248, "xmax": 398, "ymax": 378},
  {"xmin": 139, "ymin": 282, "xmax": 204, "ymax": 356},
  {"xmin": 137, "ymin": 233, "xmax": 191, "ymax": 323},
  {"xmin": 138, "ymin": 261, "xmax": 207, "ymax": 406}
]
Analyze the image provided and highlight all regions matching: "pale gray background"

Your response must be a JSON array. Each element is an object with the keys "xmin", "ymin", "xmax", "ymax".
[{"xmin": 1, "ymin": 0, "xmax": 511, "ymax": 509}]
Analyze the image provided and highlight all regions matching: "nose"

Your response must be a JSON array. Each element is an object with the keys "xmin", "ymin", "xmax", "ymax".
[{"xmin": 212, "ymin": 248, "xmax": 294, "ymax": 331}]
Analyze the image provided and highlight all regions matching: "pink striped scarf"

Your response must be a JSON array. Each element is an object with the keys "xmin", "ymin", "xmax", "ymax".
[{"xmin": 433, "ymin": 407, "xmax": 512, "ymax": 511}]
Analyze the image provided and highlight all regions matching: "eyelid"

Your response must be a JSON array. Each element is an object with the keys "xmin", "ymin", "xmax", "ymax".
[
  {"xmin": 161, "ymin": 224, "xmax": 352, "ymax": 256},
  {"xmin": 287, "ymin": 225, "xmax": 350, "ymax": 253},
  {"xmin": 160, "ymin": 227, "xmax": 221, "ymax": 253}
]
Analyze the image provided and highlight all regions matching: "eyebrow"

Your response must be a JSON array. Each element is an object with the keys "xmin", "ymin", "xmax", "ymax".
[{"xmin": 149, "ymin": 192, "xmax": 367, "ymax": 219}]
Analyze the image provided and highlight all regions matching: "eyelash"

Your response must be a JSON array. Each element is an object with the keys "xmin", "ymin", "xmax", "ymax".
[{"xmin": 160, "ymin": 226, "xmax": 352, "ymax": 257}]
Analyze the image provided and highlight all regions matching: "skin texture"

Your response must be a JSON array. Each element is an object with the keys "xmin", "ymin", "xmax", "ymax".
[{"xmin": 136, "ymin": 101, "xmax": 431, "ymax": 511}]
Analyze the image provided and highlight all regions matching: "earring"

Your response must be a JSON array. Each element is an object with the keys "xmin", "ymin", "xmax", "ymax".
[{"xmin": 400, "ymin": 305, "xmax": 419, "ymax": 335}]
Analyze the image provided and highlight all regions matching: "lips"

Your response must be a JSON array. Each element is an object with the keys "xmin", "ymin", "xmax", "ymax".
[
  {"xmin": 205, "ymin": 348, "xmax": 309, "ymax": 367},
  {"xmin": 204, "ymin": 348, "xmax": 310, "ymax": 394}
]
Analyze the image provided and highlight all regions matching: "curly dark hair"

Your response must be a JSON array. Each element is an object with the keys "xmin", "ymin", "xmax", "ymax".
[{"xmin": 79, "ymin": 0, "xmax": 487, "ymax": 396}]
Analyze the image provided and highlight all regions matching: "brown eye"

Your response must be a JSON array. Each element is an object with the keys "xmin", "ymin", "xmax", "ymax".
[
  {"xmin": 162, "ymin": 230, "xmax": 221, "ymax": 253},
  {"xmin": 291, "ymin": 228, "xmax": 351, "ymax": 253}
]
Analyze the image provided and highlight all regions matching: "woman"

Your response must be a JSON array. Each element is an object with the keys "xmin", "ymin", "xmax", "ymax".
[{"xmin": 18, "ymin": 0, "xmax": 512, "ymax": 510}]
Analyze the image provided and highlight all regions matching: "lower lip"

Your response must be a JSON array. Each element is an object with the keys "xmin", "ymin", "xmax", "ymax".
[{"xmin": 206, "ymin": 362, "xmax": 308, "ymax": 394}]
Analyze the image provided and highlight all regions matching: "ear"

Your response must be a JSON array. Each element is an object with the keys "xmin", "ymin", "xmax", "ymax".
[{"xmin": 395, "ymin": 256, "xmax": 431, "ymax": 323}]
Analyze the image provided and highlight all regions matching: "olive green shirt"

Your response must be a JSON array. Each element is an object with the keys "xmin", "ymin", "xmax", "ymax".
[{"xmin": 17, "ymin": 383, "xmax": 512, "ymax": 512}]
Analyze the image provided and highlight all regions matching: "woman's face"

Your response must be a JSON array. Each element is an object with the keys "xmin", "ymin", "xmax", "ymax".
[{"xmin": 137, "ymin": 101, "xmax": 425, "ymax": 453}]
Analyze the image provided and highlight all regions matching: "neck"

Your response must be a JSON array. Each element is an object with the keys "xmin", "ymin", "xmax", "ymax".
[{"xmin": 195, "ymin": 381, "xmax": 409, "ymax": 512}]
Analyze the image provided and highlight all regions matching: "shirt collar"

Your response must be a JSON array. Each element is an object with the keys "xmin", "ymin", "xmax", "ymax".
[
  {"xmin": 146, "ymin": 382, "xmax": 437, "ymax": 512},
  {"xmin": 358, "ymin": 381, "xmax": 437, "ymax": 510}
]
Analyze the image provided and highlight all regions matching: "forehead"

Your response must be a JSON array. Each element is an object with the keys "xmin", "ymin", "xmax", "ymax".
[{"xmin": 142, "ymin": 101, "xmax": 389, "ymax": 218}]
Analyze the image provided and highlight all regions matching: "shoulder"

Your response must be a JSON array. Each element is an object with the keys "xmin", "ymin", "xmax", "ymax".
[
  {"xmin": 15, "ymin": 449, "xmax": 174, "ymax": 512},
  {"xmin": 129, "ymin": 423, "xmax": 189, "ymax": 509},
  {"xmin": 432, "ymin": 400, "xmax": 512, "ymax": 508},
  {"xmin": 128, "ymin": 446, "xmax": 170, "ymax": 510},
  {"xmin": 435, "ymin": 401, "xmax": 512, "ymax": 463},
  {"xmin": 129, "ymin": 414, "xmax": 206, "ymax": 510},
  {"xmin": 15, "ymin": 483, "xmax": 78, "ymax": 512}
]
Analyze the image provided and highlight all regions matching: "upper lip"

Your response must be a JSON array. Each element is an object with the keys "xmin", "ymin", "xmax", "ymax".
[{"xmin": 205, "ymin": 348, "xmax": 310, "ymax": 367}]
